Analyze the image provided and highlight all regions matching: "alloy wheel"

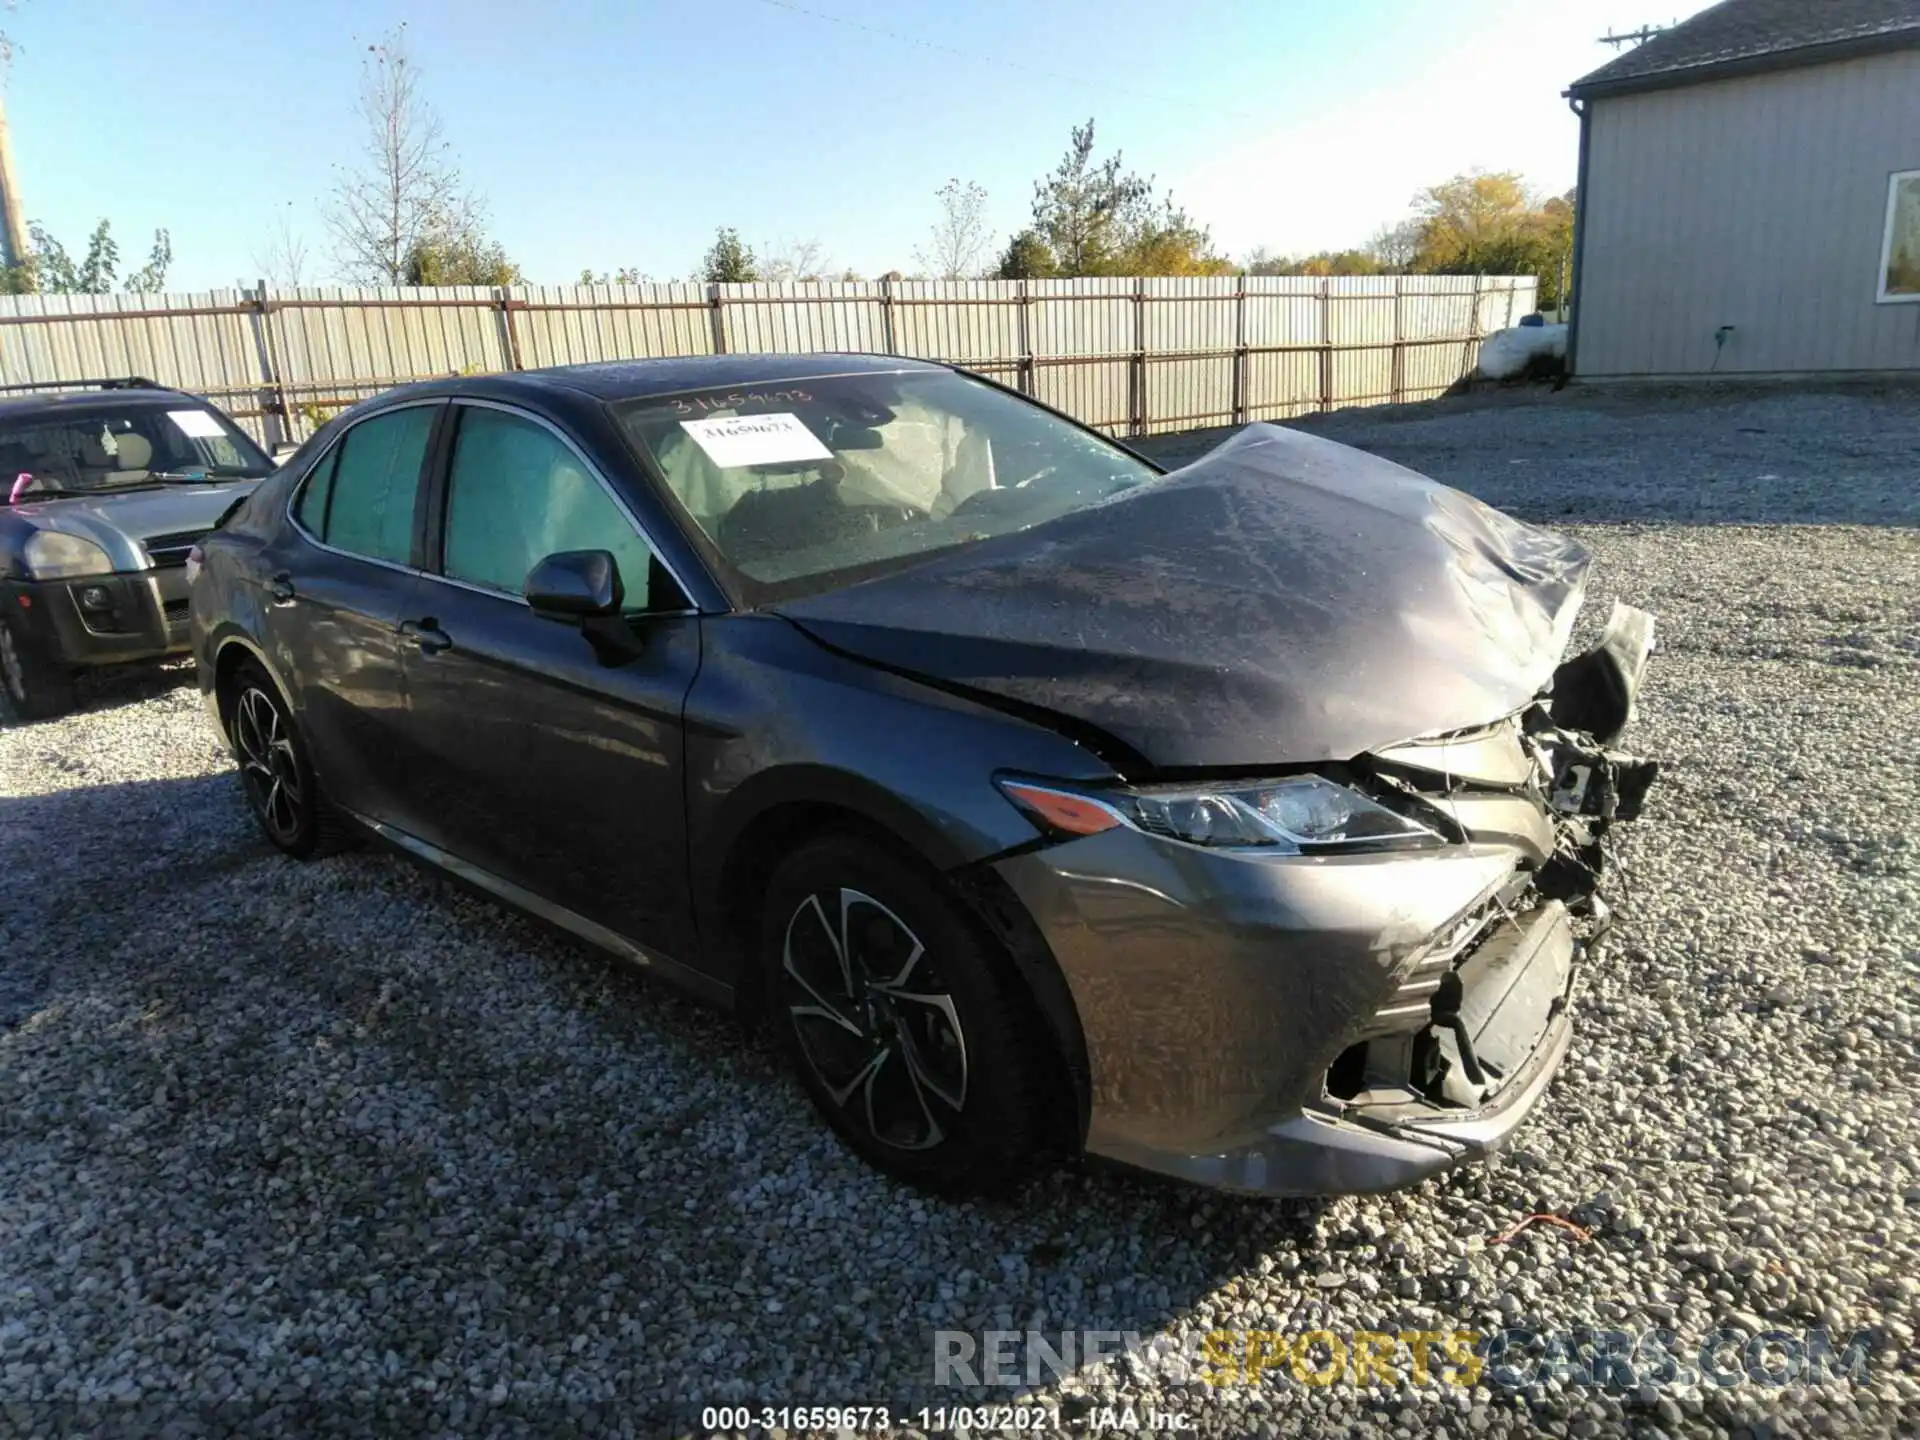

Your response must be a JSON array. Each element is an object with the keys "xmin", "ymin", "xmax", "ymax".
[
  {"xmin": 779, "ymin": 887, "xmax": 969, "ymax": 1151},
  {"xmin": 234, "ymin": 684, "xmax": 304, "ymax": 845}
]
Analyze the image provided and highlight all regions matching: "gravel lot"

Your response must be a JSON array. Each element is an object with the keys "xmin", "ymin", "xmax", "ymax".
[{"xmin": 2, "ymin": 382, "xmax": 1917, "ymax": 1438}]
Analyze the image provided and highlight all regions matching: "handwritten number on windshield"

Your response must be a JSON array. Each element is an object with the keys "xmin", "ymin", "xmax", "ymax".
[{"xmin": 670, "ymin": 389, "xmax": 813, "ymax": 416}]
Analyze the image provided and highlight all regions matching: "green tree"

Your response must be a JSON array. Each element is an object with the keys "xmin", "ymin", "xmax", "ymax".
[
  {"xmin": 3, "ymin": 219, "xmax": 173, "ymax": 294},
  {"xmin": 994, "ymin": 229, "xmax": 1056, "ymax": 280},
  {"xmin": 123, "ymin": 230, "xmax": 174, "ymax": 292},
  {"xmin": 1017, "ymin": 120, "xmax": 1229, "ymax": 277},
  {"xmin": 402, "ymin": 230, "xmax": 519, "ymax": 285},
  {"xmin": 701, "ymin": 227, "xmax": 758, "ymax": 283},
  {"xmin": 578, "ymin": 266, "xmax": 648, "ymax": 285},
  {"xmin": 1027, "ymin": 120, "xmax": 1151, "ymax": 276}
]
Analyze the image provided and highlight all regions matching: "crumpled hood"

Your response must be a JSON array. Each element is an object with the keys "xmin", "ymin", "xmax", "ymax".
[
  {"xmin": 3, "ymin": 479, "xmax": 258, "ymax": 573},
  {"xmin": 774, "ymin": 423, "xmax": 1591, "ymax": 770}
]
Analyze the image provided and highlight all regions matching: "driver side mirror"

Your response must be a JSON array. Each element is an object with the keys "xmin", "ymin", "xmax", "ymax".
[{"xmin": 524, "ymin": 549, "xmax": 623, "ymax": 619}]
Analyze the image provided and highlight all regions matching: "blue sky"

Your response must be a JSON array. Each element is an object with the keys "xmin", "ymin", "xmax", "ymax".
[{"xmin": 7, "ymin": 0, "xmax": 1660, "ymax": 289}]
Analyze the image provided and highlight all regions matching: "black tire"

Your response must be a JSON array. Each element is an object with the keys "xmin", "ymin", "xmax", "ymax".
[
  {"xmin": 761, "ymin": 833, "xmax": 1051, "ymax": 1195},
  {"xmin": 0, "ymin": 615, "xmax": 77, "ymax": 721},
  {"xmin": 228, "ymin": 660, "xmax": 354, "ymax": 859}
]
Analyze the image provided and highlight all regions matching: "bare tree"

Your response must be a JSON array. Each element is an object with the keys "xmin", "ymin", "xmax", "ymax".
[
  {"xmin": 252, "ymin": 203, "xmax": 312, "ymax": 288},
  {"xmin": 760, "ymin": 236, "xmax": 831, "ymax": 283},
  {"xmin": 915, "ymin": 178, "xmax": 990, "ymax": 280},
  {"xmin": 1366, "ymin": 217, "xmax": 1424, "ymax": 273},
  {"xmin": 325, "ymin": 26, "xmax": 475, "ymax": 283}
]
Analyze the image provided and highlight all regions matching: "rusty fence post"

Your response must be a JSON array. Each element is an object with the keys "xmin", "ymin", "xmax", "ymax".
[
  {"xmin": 880, "ymin": 276, "xmax": 896, "ymax": 355},
  {"xmin": 1391, "ymin": 275, "xmax": 1405, "ymax": 406},
  {"xmin": 1318, "ymin": 280, "xmax": 1334, "ymax": 413},
  {"xmin": 1130, "ymin": 277, "xmax": 1148, "ymax": 436},
  {"xmin": 1464, "ymin": 273, "xmax": 1484, "ymax": 383},
  {"xmin": 708, "ymin": 284, "xmax": 728, "ymax": 354},
  {"xmin": 248, "ymin": 279, "xmax": 290, "ymax": 448},
  {"xmin": 497, "ymin": 287, "xmax": 524, "ymax": 371},
  {"xmin": 1015, "ymin": 280, "xmax": 1033, "ymax": 395},
  {"xmin": 1231, "ymin": 273, "xmax": 1248, "ymax": 426}
]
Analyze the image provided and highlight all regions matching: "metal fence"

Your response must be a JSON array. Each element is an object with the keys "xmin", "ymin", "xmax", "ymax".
[{"xmin": 0, "ymin": 275, "xmax": 1536, "ymax": 446}]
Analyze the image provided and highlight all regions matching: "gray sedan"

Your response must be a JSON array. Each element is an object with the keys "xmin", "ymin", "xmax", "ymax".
[{"xmin": 189, "ymin": 354, "xmax": 1656, "ymax": 1196}]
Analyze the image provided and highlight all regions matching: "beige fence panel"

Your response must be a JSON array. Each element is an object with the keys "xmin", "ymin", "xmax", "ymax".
[
  {"xmin": 0, "ymin": 275, "xmax": 1538, "ymax": 445},
  {"xmin": 513, "ymin": 282, "xmax": 716, "ymax": 370},
  {"xmin": 719, "ymin": 281, "xmax": 887, "ymax": 356},
  {"xmin": 889, "ymin": 279, "xmax": 1023, "ymax": 388},
  {"xmin": 0, "ymin": 289, "xmax": 267, "ymax": 429}
]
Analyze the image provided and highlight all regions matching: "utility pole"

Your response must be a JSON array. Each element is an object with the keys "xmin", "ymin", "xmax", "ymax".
[{"xmin": 0, "ymin": 89, "xmax": 26, "ymax": 270}]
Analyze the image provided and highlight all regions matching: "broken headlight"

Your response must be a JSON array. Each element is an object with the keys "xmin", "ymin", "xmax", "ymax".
[{"xmin": 1000, "ymin": 774, "xmax": 1446, "ymax": 853}]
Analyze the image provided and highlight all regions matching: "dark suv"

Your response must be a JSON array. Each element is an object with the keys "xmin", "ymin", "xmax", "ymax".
[{"xmin": 0, "ymin": 378, "xmax": 276, "ymax": 718}]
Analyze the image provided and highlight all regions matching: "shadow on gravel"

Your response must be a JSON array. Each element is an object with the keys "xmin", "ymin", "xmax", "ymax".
[
  {"xmin": 0, "ymin": 656, "xmax": 198, "ymax": 731},
  {"xmin": 0, "ymin": 769, "xmax": 1342, "ymax": 1418}
]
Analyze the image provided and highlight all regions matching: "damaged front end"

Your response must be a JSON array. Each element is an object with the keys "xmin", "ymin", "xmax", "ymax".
[
  {"xmin": 1315, "ymin": 600, "xmax": 1660, "ymax": 1172},
  {"xmin": 985, "ymin": 594, "xmax": 1662, "ymax": 1197}
]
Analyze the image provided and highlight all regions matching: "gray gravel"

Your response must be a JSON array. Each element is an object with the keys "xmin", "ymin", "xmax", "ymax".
[{"xmin": 3, "ymin": 381, "xmax": 1918, "ymax": 1437}]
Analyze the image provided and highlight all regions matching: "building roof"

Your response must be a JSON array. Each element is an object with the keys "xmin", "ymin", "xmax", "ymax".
[{"xmin": 1568, "ymin": 0, "xmax": 1920, "ymax": 99}]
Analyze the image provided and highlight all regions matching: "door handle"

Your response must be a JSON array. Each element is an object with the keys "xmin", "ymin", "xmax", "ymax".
[
  {"xmin": 400, "ymin": 618, "xmax": 453, "ymax": 656},
  {"xmin": 268, "ymin": 573, "xmax": 296, "ymax": 606}
]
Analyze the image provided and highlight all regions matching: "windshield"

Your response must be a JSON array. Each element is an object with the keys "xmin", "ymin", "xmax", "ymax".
[
  {"xmin": 612, "ymin": 370, "xmax": 1162, "ymax": 602},
  {"xmin": 0, "ymin": 402, "xmax": 272, "ymax": 499}
]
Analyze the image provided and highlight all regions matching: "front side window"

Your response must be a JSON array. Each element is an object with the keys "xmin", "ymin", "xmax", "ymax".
[
  {"xmin": 611, "ymin": 369, "xmax": 1159, "ymax": 602},
  {"xmin": 441, "ymin": 407, "xmax": 656, "ymax": 609},
  {"xmin": 298, "ymin": 406, "xmax": 434, "ymax": 565}
]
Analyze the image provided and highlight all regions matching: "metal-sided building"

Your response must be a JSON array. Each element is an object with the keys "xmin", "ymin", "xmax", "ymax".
[{"xmin": 1566, "ymin": 0, "xmax": 1920, "ymax": 378}]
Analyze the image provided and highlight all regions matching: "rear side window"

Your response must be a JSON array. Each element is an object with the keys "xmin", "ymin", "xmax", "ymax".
[
  {"xmin": 296, "ymin": 407, "xmax": 434, "ymax": 564},
  {"xmin": 441, "ymin": 407, "xmax": 655, "ymax": 608},
  {"xmin": 294, "ymin": 450, "xmax": 338, "ymax": 534}
]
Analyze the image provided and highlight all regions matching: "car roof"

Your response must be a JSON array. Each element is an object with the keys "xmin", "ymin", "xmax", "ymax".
[
  {"xmin": 0, "ymin": 387, "xmax": 210, "ymax": 424},
  {"xmin": 371, "ymin": 352, "xmax": 952, "ymax": 408}
]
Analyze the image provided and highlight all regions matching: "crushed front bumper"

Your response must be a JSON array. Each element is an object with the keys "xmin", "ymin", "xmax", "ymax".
[
  {"xmin": 993, "ymin": 833, "xmax": 1583, "ymax": 1196},
  {"xmin": 1, "ymin": 568, "xmax": 192, "ymax": 668}
]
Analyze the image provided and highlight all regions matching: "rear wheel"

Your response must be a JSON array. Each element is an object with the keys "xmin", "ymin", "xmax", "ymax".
[
  {"xmin": 762, "ymin": 833, "xmax": 1051, "ymax": 1195},
  {"xmin": 0, "ymin": 616, "xmax": 76, "ymax": 721},
  {"xmin": 229, "ymin": 660, "xmax": 352, "ymax": 859}
]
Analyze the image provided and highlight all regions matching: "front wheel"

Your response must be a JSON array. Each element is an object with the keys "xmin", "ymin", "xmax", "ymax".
[
  {"xmin": 761, "ymin": 834, "xmax": 1052, "ymax": 1195},
  {"xmin": 0, "ymin": 616, "xmax": 77, "ymax": 721},
  {"xmin": 228, "ymin": 661, "xmax": 352, "ymax": 859}
]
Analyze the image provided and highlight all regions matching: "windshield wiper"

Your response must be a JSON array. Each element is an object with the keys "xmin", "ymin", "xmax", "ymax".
[{"xmin": 6, "ymin": 484, "xmax": 86, "ymax": 501}]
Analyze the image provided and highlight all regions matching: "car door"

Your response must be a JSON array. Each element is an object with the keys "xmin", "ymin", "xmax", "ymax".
[
  {"xmin": 266, "ymin": 401, "xmax": 441, "ymax": 831},
  {"xmin": 396, "ymin": 400, "xmax": 704, "ymax": 961}
]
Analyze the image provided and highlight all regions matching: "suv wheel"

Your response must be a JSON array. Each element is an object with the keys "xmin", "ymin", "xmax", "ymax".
[
  {"xmin": 229, "ymin": 661, "xmax": 352, "ymax": 859},
  {"xmin": 0, "ymin": 616, "xmax": 76, "ymax": 721},
  {"xmin": 761, "ymin": 833, "xmax": 1050, "ymax": 1195}
]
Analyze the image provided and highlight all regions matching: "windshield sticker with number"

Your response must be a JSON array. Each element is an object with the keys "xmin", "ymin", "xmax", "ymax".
[{"xmin": 680, "ymin": 412, "xmax": 834, "ymax": 469}]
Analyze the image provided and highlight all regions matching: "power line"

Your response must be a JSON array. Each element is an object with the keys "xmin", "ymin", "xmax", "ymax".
[{"xmin": 750, "ymin": 0, "xmax": 1258, "ymax": 122}]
